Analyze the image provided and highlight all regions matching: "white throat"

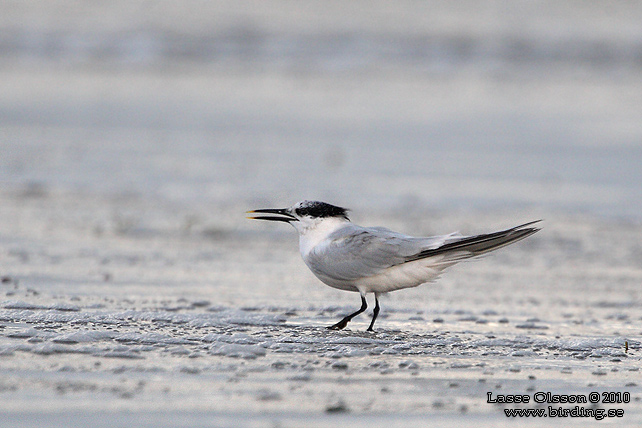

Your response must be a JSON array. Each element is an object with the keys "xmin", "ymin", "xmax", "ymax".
[{"xmin": 294, "ymin": 217, "xmax": 350, "ymax": 257}]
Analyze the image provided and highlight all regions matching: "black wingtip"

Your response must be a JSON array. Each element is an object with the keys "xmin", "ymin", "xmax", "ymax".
[
  {"xmin": 510, "ymin": 219, "xmax": 543, "ymax": 231},
  {"xmin": 405, "ymin": 220, "xmax": 541, "ymax": 263}
]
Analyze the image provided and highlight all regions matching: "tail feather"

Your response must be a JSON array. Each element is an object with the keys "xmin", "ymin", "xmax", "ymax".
[{"xmin": 405, "ymin": 220, "xmax": 541, "ymax": 263}]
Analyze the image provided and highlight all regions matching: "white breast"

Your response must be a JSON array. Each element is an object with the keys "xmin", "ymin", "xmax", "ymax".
[{"xmin": 296, "ymin": 217, "xmax": 350, "ymax": 258}]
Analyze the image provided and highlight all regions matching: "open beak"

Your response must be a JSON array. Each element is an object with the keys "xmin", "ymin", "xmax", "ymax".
[{"xmin": 246, "ymin": 208, "xmax": 297, "ymax": 223}]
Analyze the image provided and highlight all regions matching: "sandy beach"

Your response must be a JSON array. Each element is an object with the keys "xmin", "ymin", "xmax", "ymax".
[{"xmin": 2, "ymin": 1, "xmax": 642, "ymax": 426}]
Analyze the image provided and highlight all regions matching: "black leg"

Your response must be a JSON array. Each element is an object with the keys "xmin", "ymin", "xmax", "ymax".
[
  {"xmin": 367, "ymin": 294, "xmax": 380, "ymax": 332},
  {"xmin": 328, "ymin": 295, "xmax": 367, "ymax": 330}
]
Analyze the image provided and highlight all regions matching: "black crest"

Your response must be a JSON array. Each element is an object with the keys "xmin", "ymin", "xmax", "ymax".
[{"xmin": 295, "ymin": 201, "xmax": 350, "ymax": 220}]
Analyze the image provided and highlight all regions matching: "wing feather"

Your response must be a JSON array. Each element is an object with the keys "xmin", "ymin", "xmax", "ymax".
[
  {"xmin": 304, "ymin": 225, "xmax": 451, "ymax": 283},
  {"xmin": 302, "ymin": 221, "xmax": 541, "ymax": 289},
  {"xmin": 404, "ymin": 220, "xmax": 541, "ymax": 262}
]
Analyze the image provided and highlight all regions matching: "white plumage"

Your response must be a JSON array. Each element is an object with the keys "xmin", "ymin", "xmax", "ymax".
[{"xmin": 248, "ymin": 200, "xmax": 540, "ymax": 331}]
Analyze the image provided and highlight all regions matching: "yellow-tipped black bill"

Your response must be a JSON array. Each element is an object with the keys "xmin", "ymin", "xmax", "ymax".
[{"xmin": 246, "ymin": 208, "xmax": 296, "ymax": 223}]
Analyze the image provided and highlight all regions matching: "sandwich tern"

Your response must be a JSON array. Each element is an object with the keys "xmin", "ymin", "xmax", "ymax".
[{"xmin": 248, "ymin": 200, "xmax": 540, "ymax": 331}]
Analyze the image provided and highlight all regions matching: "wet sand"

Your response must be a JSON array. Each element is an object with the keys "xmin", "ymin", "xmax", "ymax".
[
  {"xmin": 1, "ymin": 190, "xmax": 641, "ymax": 426},
  {"xmin": 2, "ymin": 1, "xmax": 642, "ymax": 426}
]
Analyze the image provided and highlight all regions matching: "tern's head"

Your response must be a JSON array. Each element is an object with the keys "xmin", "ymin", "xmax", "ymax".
[{"xmin": 247, "ymin": 200, "xmax": 350, "ymax": 232}]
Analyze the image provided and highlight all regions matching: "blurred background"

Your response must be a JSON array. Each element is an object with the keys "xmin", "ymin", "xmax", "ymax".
[
  {"xmin": 2, "ymin": 0, "xmax": 642, "ymax": 227},
  {"xmin": 2, "ymin": 4, "xmax": 642, "ymax": 423}
]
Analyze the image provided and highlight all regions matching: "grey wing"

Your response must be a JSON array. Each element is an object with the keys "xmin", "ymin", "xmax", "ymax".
[
  {"xmin": 305, "ymin": 221, "xmax": 541, "ymax": 285},
  {"xmin": 404, "ymin": 220, "xmax": 541, "ymax": 262},
  {"xmin": 305, "ymin": 225, "xmax": 453, "ymax": 283}
]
